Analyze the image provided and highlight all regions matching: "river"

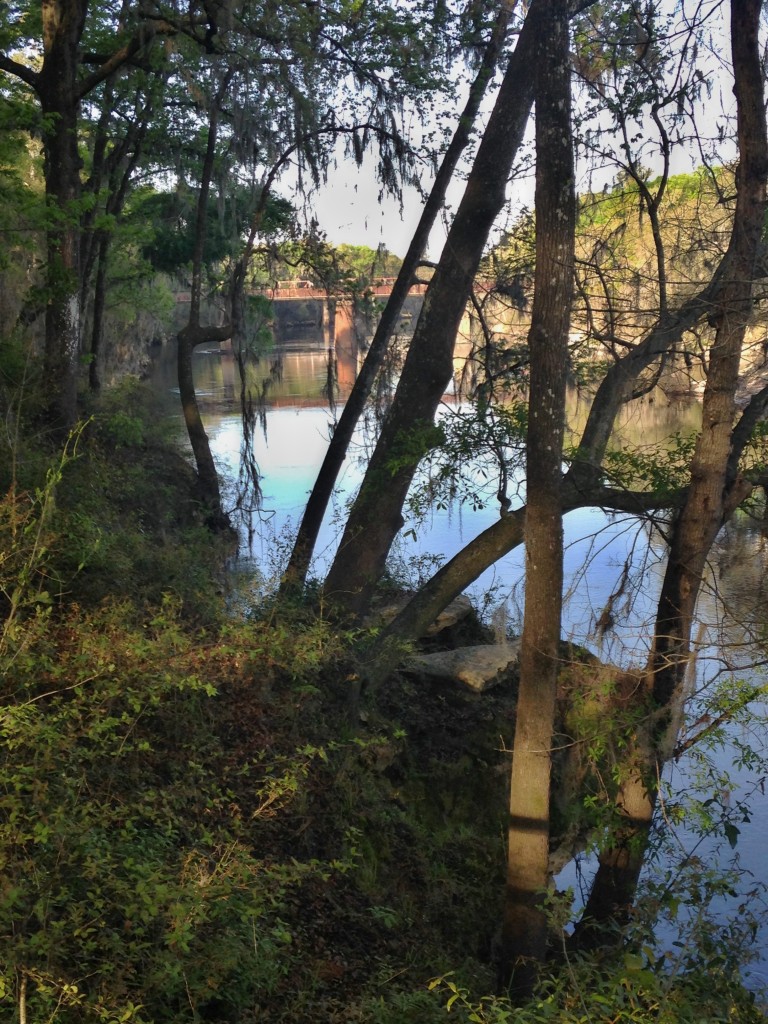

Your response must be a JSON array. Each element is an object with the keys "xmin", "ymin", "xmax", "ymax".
[{"xmin": 152, "ymin": 336, "xmax": 768, "ymax": 991}]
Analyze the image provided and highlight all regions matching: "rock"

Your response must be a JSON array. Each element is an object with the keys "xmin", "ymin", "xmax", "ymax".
[
  {"xmin": 365, "ymin": 593, "xmax": 475, "ymax": 636},
  {"xmin": 405, "ymin": 641, "xmax": 521, "ymax": 693},
  {"xmin": 425, "ymin": 594, "xmax": 475, "ymax": 635}
]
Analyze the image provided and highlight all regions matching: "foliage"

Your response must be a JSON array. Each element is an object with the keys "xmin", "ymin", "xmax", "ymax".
[
  {"xmin": 0, "ymin": 410, "xmax": 501, "ymax": 1022},
  {"xmin": 268, "ymin": 233, "xmax": 401, "ymax": 300},
  {"xmin": 430, "ymin": 942, "xmax": 766, "ymax": 1023},
  {"xmin": 598, "ymin": 431, "xmax": 698, "ymax": 498},
  {"xmin": 0, "ymin": 597, "xmax": 341, "ymax": 1023},
  {"xmin": 3, "ymin": 0, "xmax": 768, "ymax": 1017},
  {"xmin": 335, "ymin": 243, "xmax": 403, "ymax": 280},
  {"xmin": 485, "ymin": 165, "xmax": 736, "ymax": 388},
  {"xmin": 132, "ymin": 187, "xmax": 295, "ymax": 278},
  {"xmin": 409, "ymin": 402, "xmax": 527, "ymax": 520},
  {"xmin": 0, "ymin": 441, "xmax": 349, "ymax": 1022},
  {"xmin": 739, "ymin": 420, "xmax": 768, "ymax": 479},
  {"xmin": 0, "ymin": 443, "xmax": 72, "ymax": 647},
  {"xmin": 1, "ymin": 393, "xmax": 766, "ymax": 1022}
]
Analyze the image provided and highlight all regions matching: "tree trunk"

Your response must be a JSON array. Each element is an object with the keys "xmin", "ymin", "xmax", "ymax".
[
  {"xmin": 88, "ymin": 232, "xmax": 110, "ymax": 392},
  {"xmin": 84, "ymin": 80, "xmax": 151, "ymax": 391},
  {"xmin": 281, "ymin": 3, "xmax": 517, "ymax": 594},
  {"xmin": 177, "ymin": 327, "xmax": 228, "ymax": 526},
  {"xmin": 499, "ymin": 0, "xmax": 575, "ymax": 996},
  {"xmin": 322, "ymin": 2, "xmax": 543, "ymax": 619},
  {"xmin": 574, "ymin": 0, "xmax": 768, "ymax": 941},
  {"xmin": 38, "ymin": 0, "xmax": 89, "ymax": 430},
  {"xmin": 176, "ymin": 73, "xmax": 235, "ymax": 529}
]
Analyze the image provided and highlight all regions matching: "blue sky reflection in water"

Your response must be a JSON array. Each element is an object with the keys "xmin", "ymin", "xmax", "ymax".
[{"xmin": 186, "ymin": 345, "xmax": 768, "ymax": 992}]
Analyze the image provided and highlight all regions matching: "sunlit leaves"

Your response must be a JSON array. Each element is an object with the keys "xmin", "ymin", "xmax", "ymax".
[
  {"xmin": 409, "ymin": 401, "xmax": 527, "ymax": 519},
  {"xmin": 600, "ymin": 431, "xmax": 697, "ymax": 497}
]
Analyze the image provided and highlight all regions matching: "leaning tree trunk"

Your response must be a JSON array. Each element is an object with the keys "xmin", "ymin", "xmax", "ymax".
[
  {"xmin": 573, "ymin": 0, "xmax": 768, "ymax": 944},
  {"xmin": 499, "ymin": 0, "xmax": 575, "ymax": 996},
  {"xmin": 177, "ymin": 324, "xmax": 230, "ymax": 527},
  {"xmin": 281, "ymin": 2, "xmax": 517, "ymax": 594},
  {"xmin": 176, "ymin": 73, "xmax": 235, "ymax": 530},
  {"xmin": 322, "ymin": 2, "xmax": 543, "ymax": 618}
]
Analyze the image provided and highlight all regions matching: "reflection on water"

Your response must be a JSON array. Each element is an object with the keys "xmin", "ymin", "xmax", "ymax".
[
  {"xmin": 152, "ymin": 338, "xmax": 347, "ymax": 411},
  {"xmin": 569, "ymin": 384, "xmax": 703, "ymax": 452},
  {"xmin": 153, "ymin": 338, "xmax": 768, "ymax": 989}
]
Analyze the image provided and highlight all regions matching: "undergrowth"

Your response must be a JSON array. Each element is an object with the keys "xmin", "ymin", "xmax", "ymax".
[
  {"xmin": 0, "ymin": 372, "xmax": 766, "ymax": 1022},
  {"xmin": 0, "ymin": 383, "xmax": 489, "ymax": 1022}
]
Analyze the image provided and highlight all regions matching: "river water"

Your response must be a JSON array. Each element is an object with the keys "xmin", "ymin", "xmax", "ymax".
[{"xmin": 153, "ymin": 336, "xmax": 768, "ymax": 990}]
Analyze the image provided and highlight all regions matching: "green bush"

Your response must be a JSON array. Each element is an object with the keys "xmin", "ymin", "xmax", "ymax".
[
  {"xmin": 0, "ymin": 593, "xmax": 340, "ymax": 1023},
  {"xmin": 0, "ymin": 422, "xmax": 338, "ymax": 1022}
]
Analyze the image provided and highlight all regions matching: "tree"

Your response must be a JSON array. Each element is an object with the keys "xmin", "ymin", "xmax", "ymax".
[
  {"xmin": 281, "ymin": 0, "xmax": 519, "ymax": 592},
  {"xmin": 322, "ymin": 0, "xmax": 545, "ymax": 617},
  {"xmin": 499, "ymin": 0, "xmax": 575, "ymax": 994},
  {"xmin": 303, "ymin": 0, "xmax": 768, "ymax": 974},
  {"xmin": 0, "ymin": 0, "xmax": 173, "ymax": 428},
  {"xmin": 573, "ymin": 0, "xmax": 768, "ymax": 942},
  {"xmin": 79, "ymin": 65, "xmax": 167, "ymax": 392},
  {"xmin": 364, "ymin": 1, "xmax": 762, "ymax": 648},
  {"xmin": 157, "ymin": 0, "xmax": 460, "ymax": 525},
  {"xmin": 1, "ymin": 0, "xmax": 453, "ymax": 441}
]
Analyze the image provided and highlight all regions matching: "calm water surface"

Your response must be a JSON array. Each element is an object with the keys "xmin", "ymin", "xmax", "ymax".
[{"xmin": 154, "ymin": 339, "xmax": 768, "ymax": 989}]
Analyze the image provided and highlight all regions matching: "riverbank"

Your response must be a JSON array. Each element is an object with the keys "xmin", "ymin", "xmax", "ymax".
[{"xmin": 1, "ymin": 377, "xmax": 766, "ymax": 1022}]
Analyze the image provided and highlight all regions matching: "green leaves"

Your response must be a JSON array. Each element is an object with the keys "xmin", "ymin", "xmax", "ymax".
[
  {"xmin": 0, "ymin": 598, "xmax": 343, "ymax": 1022},
  {"xmin": 600, "ymin": 431, "xmax": 698, "ymax": 497},
  {"xmin": 409, "ymin": 402, "xmax": 527, "ymax": 519}
]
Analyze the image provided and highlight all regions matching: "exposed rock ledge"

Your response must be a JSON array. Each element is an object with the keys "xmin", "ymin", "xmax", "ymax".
[
  {"xmin": 366, "ymin": 593, "xmax": 475, "ymax": 635},
  {"xmin": 404, "ymin": 641, "xmax": 521, "ymax": 693}
]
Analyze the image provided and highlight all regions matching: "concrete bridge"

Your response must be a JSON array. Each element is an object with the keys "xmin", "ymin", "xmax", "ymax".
[
  {"xmin": 174, "ymin": 279, "xmax": 429, "ymax": 305},
  {"xmin": 255, "ymin": 278, "xmax": 428, "ymax": 301}
]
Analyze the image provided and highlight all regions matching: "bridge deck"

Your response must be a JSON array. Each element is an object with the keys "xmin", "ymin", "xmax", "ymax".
[{"xmin": 255, "ymin": 281, "xmax": 428, "ymax": 301}]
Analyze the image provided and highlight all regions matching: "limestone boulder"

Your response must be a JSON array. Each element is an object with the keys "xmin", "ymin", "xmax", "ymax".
[
  {"xmin": 366, "ymin": 593, "xmax": 475, "ymax": 637},
  {"xmin": 405, "ymin": 641, "xmax": 521, "ymax": 693}
]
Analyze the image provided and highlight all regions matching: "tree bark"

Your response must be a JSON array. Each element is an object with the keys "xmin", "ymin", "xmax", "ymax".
[
  {"xmin": 38, "ymin": 0, "xmax": 90, "ymax": 430},
  {"xmin": 322, "ymin": 2, "xmax": 543, "ymax": 618},
  {"xmin": 280, "ymin": 3, "xmax": 518, "ymax": 593},
  {"xmin": 88, "ymin": 232, "xmax": 109, "ymax": 392},
  {"xmin": 574, "ymin": 0, "xmax": 768, "ymax": 942},
  {"xmin": 176, "ymin": 73, "xmax": 235, "ymax": 529},
  {"xmin": 499, "ymin": 0, "xmax": 575, "ymax": 995},
  {"xmin": 177, "ymin": 325, "xmax": 230, "ymax": 527}
]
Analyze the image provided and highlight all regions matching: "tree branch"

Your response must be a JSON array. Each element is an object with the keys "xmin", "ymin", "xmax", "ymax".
[
  {"xmin": 78, "ymin": 22, "xmax": 174, "ymax": 99},
  {"xmin": 0, "ymin": 53, "xmax": 39, "ymax": 89}
]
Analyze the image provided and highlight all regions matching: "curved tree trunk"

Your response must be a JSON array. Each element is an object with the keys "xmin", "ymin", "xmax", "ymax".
[
  {"xmin": 280, "ymin": 2, "xmax": 517, "ymax": 594},
  {"xmin": 574, "ymin": 0, "xmax": 768, "ymax": 942},
  {"xmin": 177, "ymin": 73, "xmax": 235, "ymax": 529},
  {"xmin": 322, "ymin": 3, "xmax": 542, "ymax": 618},
  {"xmin": 499, "ymin": 0, "xmax": 575, "ymax": 995}
]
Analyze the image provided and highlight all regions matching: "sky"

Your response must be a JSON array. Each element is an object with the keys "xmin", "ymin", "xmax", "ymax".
[
  {"xmin": 307, "ymin": 1, "xmax": 735, "ymax": 260},
  {"xmin": 310, "ymin": 126, "xmax": 533, "ymax": 260},
  {"xmin": 313, "ymin": 163, "xmax": 429, "ymax": 258}
]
